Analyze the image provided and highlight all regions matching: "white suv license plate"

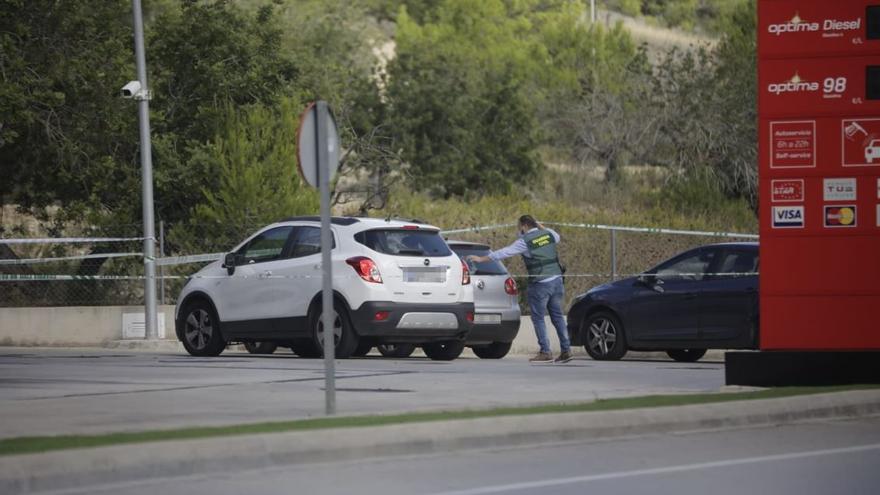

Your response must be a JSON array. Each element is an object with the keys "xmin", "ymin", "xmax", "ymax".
[
  {"xmin": 403, "ymin": 267, "xmax": 446, "ymax": 283},
  {"xmin": 474, "ymin": 313, "xmax": 502, "ymax": 324}
]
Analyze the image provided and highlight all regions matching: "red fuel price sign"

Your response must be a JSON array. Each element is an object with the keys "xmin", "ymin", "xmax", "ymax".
[
  {"xmin": 759, "ymin": 1, "xmax": 880, "ymax": 58},
  {"xmin": 758, "ymin": 0, "xmax": 880, "ymax": 351},
  {"xmin": 759, "ymin": 56, "xmax": 880, "ymax": 118}
]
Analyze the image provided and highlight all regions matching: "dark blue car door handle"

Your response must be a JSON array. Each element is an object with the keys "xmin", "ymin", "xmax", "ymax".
[{"xmin": 684, "ymin": 292, "xmax": 697, "ymax": 300}]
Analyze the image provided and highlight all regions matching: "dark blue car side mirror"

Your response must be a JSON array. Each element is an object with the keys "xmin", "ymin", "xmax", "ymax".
[{"xmin": 638, "ymin": 274, "xmax": 664, "ymax": 293}]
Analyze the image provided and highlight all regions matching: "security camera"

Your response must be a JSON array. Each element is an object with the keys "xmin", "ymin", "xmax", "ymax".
[{"xmin": 121, "ymin": 80, "xmax": 142, "ymax": 99}]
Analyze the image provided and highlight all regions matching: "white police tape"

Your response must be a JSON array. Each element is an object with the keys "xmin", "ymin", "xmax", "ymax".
[
  {"xmin": 155, "ymin": 252, "xmax": 226, "ymax": 267},
  {"xmin": 441, "ymin": 222, "xmax": 758, "ymax": 239},
  {"xmin": 544, "ymin": 222, "xmax": 759, "ymax": 239},
  {"xmin": 0, "ymin": 221, "xmax": 758, "ymax": 267},
  {"xmin": 0, "ymin": 250, "xmax": 223, "ymax": 267},
  {"xmin": 0, "ymin": 236, "xmax": 148, "ymax": 244},
  {"xmin": 0, "ymin": 272, "xmax": 759, "ymax": 282},
  {"xmin": 440, "ymin": 223, "xmax": 518, "ymax": 235},
  {"xmin": 0, "ymin": 274, "xmax": 368, "ymax": 281},
  {"xmin": 0, "ymin": 274, "xmax": 159, "ymax": 281},
  {"xmin": 0, "ymin": 252, "xmax": 143, "ymax": 266}
]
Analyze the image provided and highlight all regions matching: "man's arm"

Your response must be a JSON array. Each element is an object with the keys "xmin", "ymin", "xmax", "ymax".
[
  {"xmin": 536, "ymin": 222, "xmax": 560, "ymax": 243},
  {"xmin": 468, "ymin": 238, "xmax": 527, "ymax": 263}
]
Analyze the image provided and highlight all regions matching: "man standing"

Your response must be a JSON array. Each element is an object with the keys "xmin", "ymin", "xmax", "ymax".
[{"xmin": 468, "ymin": 215, "xmax": 572, "ymax": 363}]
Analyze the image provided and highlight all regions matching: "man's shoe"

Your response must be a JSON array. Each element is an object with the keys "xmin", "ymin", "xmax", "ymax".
[
  {"xmin": 554, "ymin": 351, "xmax": 573, "ymax": 364},
  {"xmin": 529, "ymin": 352, "xmax": 553, "ymax": 363}
]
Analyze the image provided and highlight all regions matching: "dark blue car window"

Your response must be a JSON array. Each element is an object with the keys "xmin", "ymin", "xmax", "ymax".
[
  {"xmin": 654, "ymin": 250, "xmax": 715, "ymax": 281},
  {"xmin": 716, "ymin": 250, "xmax": 758, "ymax": 277}
]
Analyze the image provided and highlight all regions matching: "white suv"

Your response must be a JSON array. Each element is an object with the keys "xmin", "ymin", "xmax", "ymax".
[{"xmin": 175, "ymin": 216, "xmax": 475, "ymax": 360}]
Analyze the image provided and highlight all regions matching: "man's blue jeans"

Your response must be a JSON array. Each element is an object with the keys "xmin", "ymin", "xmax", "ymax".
[{"xmin": 527, "ymin": 277, "xmax": 571, "ymax": 354}]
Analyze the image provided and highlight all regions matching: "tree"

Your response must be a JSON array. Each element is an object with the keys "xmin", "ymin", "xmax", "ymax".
[
  {"xmin": 0, "ymin": 0, "xmax": 137, "ymax": 227},
  {"xmin": 168, "ymin": 98, "xmax": 318, "ymax": 254},
  {"xmin": 640, "ymin": 0, "xmax": 757, "ymax": 208},
  {"xmin": 0, "ymin": 0, "xmax": 304, "ymax": 232},
  {"xmin": 152, "ymin": 0, "xmax": 389, "ymax": 219},
  {"xmin": 385, "ymin": 0, "xmax": 543, "ymax": 198},
  {"xmin": 540, "ymin": 17, "xmax": 651, "ymax": 182},
  {"xmin": 706, "ymin": 0, "xmax": 757, "ymax": 208},
  {"xmin": 363, "ymin": 0, "xmax": 444, "ymax": 23},
  {"xmin": 0, "ymin": 0, "xmax": 398, "ymax": 298},
  {"xmin": 1, "ymin": 0, "xmax": 385, "ymax": 232},
  {"xmin": 147, "ymin": 0, "xmax": 303, "ymax": 225}
]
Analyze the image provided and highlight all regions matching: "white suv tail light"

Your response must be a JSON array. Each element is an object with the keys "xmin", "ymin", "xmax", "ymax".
[
  {"xmin": 461, "ymin": 259, "xmax": 470, "ymax": 285},
  {"xmin": 346, "ymin": 256, "xmax": 383, "ymax": 284}
]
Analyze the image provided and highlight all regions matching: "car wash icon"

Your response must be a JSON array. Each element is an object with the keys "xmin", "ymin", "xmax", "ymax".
[
  {"xmin": 867, "ymin": 139, "xmax": 880, "ymax": 164},
  {"xmin": 842, "ymin": 119, "xmax": 880, "ymax": 167}
]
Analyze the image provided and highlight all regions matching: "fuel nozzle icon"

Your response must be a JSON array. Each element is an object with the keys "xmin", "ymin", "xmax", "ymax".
[{"xmin": 844, "ymin": 122, "xmax": 868, "ymax": 140}]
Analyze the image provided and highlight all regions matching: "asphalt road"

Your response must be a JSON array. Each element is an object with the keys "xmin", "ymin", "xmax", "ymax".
[
  {"xmin": 0, "ymin": 347, "xmax": 725, "ymax": 438},
  {"xmin": 39, "ymin": 417, "xmax": 880, "ymax": 495}
]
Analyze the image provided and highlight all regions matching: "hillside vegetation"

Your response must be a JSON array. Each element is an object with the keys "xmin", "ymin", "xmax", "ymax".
[{"xmin": 1, "ymin": 0, "xmax": 758, "ymax": 291}]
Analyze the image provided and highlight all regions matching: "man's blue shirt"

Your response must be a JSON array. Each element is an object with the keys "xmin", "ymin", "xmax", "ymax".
[{"xmin": 488, "ymin": 228, "xmax": 561, "ymax": 283}]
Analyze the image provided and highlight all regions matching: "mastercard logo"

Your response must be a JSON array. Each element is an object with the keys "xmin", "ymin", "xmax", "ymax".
[{"xmin": 824, "ymin": 206, "xmax": 857, "ymax": 227}]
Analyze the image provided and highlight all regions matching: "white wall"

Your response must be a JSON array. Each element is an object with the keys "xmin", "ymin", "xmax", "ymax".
[{"xmin": 0, "ymin": 305, "xmax": 177, "ymax": 346}]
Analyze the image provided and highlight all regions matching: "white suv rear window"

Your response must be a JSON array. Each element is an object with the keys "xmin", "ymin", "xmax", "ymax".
[{"xmin": 355, "ymin": 229, "xmax": 452, "ymax": 257}]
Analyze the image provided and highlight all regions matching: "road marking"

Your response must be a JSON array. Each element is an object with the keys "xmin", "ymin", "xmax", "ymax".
[{"xmin": 431, "ymin": 443, "xmax": 880, "ymax": 495}]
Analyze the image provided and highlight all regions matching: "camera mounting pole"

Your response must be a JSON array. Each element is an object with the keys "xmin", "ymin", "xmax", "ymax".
[{"xmin": 131, "ymin": 0, "xmax": 158, "ymax": 340}]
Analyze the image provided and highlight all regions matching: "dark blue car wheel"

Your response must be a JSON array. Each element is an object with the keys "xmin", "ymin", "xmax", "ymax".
[{"xmin": 583, "ymin": 311, "xmax": 627, "ymax": 361}]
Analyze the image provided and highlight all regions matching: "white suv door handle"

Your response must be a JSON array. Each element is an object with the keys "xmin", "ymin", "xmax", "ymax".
[
  {"xmin": 313, "ymin": 264, "xmax": 322, "ymax": 270},
  {"xmin": 259, "ymin": 270, "xmax": 273, "ymax": 279}
]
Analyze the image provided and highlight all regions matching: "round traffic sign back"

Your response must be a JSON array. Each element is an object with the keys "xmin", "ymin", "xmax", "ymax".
[{"xmin": 296, "ymin": 101, "xmax": 340, "ymax": 188}]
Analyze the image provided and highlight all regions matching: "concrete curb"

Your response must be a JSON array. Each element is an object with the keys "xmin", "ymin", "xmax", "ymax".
[{"xmin": 2, "ymin": 389, "xmax": 879, "ymax": 494}]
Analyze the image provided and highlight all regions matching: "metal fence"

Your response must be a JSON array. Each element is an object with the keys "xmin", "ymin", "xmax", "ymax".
[{"xmin": 0, "ymin": 221, "xmax": 758, "ymax": 309}]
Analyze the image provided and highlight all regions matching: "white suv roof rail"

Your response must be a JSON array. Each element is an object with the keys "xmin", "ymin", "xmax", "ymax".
[{"xmin": 279, "ymin": 216, "xmax": 361, "ymax": 225}]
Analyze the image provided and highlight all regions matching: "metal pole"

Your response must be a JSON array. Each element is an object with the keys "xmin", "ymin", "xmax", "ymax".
[
  {"xmin": 590, "ymin": 1, "xmax": 597, "ymax": 106},
  {"xmin": 159, "ymin": 220, "xmax": 165, "ymax": 305},
  {"xmin": 610, "ymin": 229, "xmax": 617, "ymax": 281},
  {"xmin": 132, "ymin": 0, "xmax": 158, "ymax": 340},
  {"xmin": 317, "ymin": 101, "xmax": 336, "ymax": 415}
]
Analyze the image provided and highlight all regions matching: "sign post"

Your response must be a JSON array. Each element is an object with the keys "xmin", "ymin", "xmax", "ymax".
[{"xmin": 296, "ymin": 101, "xmax": 340, "ymax": 415}]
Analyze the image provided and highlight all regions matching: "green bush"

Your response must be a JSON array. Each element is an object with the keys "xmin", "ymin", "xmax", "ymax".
[{"xmin": 604, "ymin": 0, "xmax": 641, "ymax": 17}]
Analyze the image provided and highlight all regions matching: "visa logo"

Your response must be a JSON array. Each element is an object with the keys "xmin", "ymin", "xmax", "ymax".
[
  {"xmin": 776, "ymin": 209, "xmax": 802, "ymax": 219},
  {"xmin": 773, "ymin": 206, "xmax": 804, "ymax": 228}
]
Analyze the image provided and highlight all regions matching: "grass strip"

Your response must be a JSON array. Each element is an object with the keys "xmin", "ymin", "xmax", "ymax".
[{"xmin": 1, "ymin": 385, "xmax": 876, "ymax": 457}]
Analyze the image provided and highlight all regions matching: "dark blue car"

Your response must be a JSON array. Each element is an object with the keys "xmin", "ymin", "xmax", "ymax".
[{"xmin": 567, "ymin": 242, "xmax": 759, "ymax": 362}]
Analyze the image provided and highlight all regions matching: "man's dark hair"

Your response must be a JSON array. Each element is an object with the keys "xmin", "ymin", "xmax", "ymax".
[{"xmin": 518, "ymin": 215, "xmax": 538, "ymax": 229}]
